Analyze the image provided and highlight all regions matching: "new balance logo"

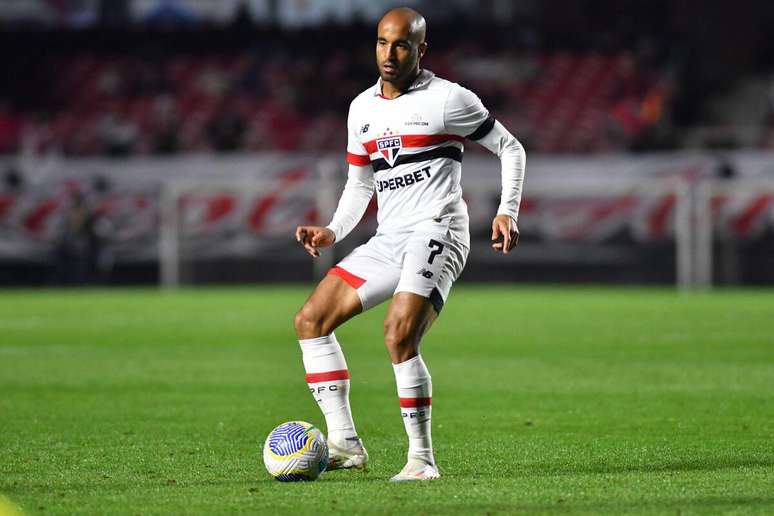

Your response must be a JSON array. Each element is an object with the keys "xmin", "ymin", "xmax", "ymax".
[{"xmin": 417, "ymin": 268, "xmax": 433, "ymax": 279}]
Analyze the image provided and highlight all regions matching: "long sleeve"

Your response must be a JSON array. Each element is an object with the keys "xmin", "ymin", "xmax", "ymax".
[
  {"xmin": 444, "ymin": 84, "xmax": 526, "ymax": 222},
  {"xmin": 326, "ymin": 99, "xmax": 376, "ymax": 242},
  {"xmin": 474, "ymin": 120, "xmax": 526, "ymax": 222},
  {"xmin": 325, "ymin": 164, "xmax": 375, "ymax": 242}
]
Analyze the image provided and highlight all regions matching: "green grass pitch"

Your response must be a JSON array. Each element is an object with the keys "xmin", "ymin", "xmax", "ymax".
[{"xmin": 1, "ymin": 286, "xmax": 773, "ymax": 515}]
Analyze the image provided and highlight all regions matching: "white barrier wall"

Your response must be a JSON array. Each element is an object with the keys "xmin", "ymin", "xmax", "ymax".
[{"xmin": 1, "ymin": 151, "xmax": 773, "ymax": 286}]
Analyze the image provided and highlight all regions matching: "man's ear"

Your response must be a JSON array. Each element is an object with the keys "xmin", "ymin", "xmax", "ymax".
[{"xmin": 418, "ymin": 42, "xmax": 428, "ymax": 59}]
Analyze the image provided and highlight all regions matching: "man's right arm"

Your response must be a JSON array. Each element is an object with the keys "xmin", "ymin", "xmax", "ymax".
[
  {"xmin": 296, "ymin": 100, "xmax": 375, "ymax": 257},
  {"xmin": 328, "ymin": 99, "xmax": 375, "ymax": 241},
  {"xmin": 295, "ymin": 165, "xmax": 374, "ymax": 257},
  {"xmin": 325, "ymin": 164, "xmax": 375, "ymax": 242}
]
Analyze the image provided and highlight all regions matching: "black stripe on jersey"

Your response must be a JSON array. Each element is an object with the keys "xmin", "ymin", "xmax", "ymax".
[
  {"xmin": 371, "ymin": 146, "xmax": 462, "ymax": 172},
  {"xmin": 467, "ymin": 115, "xmax": 496, "ymax": 141}
]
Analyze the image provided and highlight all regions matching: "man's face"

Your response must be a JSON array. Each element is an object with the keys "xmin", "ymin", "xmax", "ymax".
[{"xmin": 376, "ymin": 20, "xmax": 424, "ymax": 84}]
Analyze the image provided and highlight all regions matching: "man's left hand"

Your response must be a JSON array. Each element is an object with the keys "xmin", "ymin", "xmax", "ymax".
[{"xmin": 491, "ymin": 214, "xmax": 519, "ymax": 254}]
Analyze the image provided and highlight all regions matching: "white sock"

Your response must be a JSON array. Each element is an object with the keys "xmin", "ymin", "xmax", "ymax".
[
  {"xmin": 393, "ymin": 355, "xmax": 434, "ymax": 466},
  {"xmin": 299, "ymin": 333, "xmax": 358, "ymax": 446}
]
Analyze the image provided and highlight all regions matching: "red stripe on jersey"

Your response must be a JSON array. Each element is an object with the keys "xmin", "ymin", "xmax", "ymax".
[
  {"xmin": 306, "ymin": 369, "xmax": 350, "ymax": 383},
  {"xmin": 347, "ymin": 152, "xmax": 371, "ymax": 166},
  {"xmin": 363, "ymin": 134, "xmax": 464, "ymax": 154},
  {"xmin": 399, "ymin": 397, "xmax": 432, "ymax": 408},
  {"xmin": 328, "ymin": 266, "xmax": 366, "ymax": 289}
]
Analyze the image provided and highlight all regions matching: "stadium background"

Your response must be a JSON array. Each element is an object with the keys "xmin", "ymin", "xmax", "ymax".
[
  {"xmin": 1, "ymin": 2, "xmax": 773, "ymax": 516},
  {"xmin": 2, "ymin": 0, "xmax": 774, "ymax": 287}
]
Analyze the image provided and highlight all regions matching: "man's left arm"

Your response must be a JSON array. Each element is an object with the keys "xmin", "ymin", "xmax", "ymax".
[
  {"xmin": 474, "ymin": 120, "xmax": 525, "ymax": 253},
  {"xmin": 444, "ymin": 85, "xmax": 526, "ymax": 253}
]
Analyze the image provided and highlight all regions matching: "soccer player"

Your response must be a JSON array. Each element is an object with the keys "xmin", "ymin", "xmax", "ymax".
[{"xmin": 293, "ymin": 7, "xmax": 525, "ymax": 481}]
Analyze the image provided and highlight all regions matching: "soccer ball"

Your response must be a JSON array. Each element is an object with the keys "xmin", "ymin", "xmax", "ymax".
[{"xmin": 263, "ymin": 421, "xmax": 328, "ymax": 481}]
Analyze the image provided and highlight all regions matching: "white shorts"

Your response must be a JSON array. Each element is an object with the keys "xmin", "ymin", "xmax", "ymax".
[{"xmin": 329, "ymin": 217, "xmax": 469, "ymax": 314}]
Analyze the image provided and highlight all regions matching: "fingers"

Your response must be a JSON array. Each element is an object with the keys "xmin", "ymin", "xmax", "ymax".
[
  {"xmin": 304, "ymin": 241, "xmax": 319, "ymax": 257},
  {"xmin": 295, "ymin": 226, "xmax": 319, "ymax": 258},
  {"xmin": 303, "ymin": 236, "xmax": 319, "ymax": 257},
  {"xmin": 509, "ymin": 227, "xmax": 520, "ymax": 250},
  {"xmin": 491, "ymin": 218, "xmax": 519, "ymax": 254},
  {"xmin": 309, "ymin": 232, "xmax": 325, "ymax": 257},
  {"xmin": 491, "ymin": 219, "xmax": 509, "ymax": 254},
  {"xmin": 502, "ymin": 226, "xmax": 511, "ymax": 254},
  {"xmin": 491, "ymin": 221, "xmax": 502, "ymax": 242}
]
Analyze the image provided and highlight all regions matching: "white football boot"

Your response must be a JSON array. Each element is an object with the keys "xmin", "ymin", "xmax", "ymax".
[
  {"xmin": 389, "ymin": 459, "xmax": 441, "ymax": 482},
  {"xmin": 326, "ymin": 436, "xmax": 369, "ymax": 471}
]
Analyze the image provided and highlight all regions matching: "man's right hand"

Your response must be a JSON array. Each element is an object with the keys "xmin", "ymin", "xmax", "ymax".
[{"xmin": 295, "ymin": 226, "xmax": 336, "ymax": 258}]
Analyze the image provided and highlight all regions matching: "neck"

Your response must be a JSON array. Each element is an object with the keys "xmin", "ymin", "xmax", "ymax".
[{"xmin": 381, "ymin": 68, "xmax": 421, "ymax": 99}]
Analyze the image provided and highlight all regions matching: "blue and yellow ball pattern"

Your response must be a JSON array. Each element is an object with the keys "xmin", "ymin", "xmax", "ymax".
[{"xmin": 263, "ymin": 421, "xmax": 329, "ymax": 481}]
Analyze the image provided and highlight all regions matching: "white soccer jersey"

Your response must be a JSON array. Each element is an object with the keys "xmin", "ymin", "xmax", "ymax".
[
  {"xmin": 323, "ymin": 69, "xmax": 525, "ymax": 311},
  {"xmin": 326, "ymin": 68, "xmax": 525, "ymax": 245},
  {"xmin": 345, "ymin": 69, "xmax": 497, "ymax": 233}
]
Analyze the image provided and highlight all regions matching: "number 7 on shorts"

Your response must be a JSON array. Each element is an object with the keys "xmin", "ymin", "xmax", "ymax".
[{"xmin": 427, "ymin": 239, "xmax": 445, "ymax": 264}]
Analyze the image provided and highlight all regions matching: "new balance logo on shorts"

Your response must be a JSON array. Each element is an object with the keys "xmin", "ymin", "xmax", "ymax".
[{"xmin": 417, "ymin": 268, "xmax": 434, "ymax": 279}]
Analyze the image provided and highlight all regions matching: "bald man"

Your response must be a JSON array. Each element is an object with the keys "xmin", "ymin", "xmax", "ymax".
[{"xmin": 294, "ymin": 7, "xmax": 525, "ymax": 481}]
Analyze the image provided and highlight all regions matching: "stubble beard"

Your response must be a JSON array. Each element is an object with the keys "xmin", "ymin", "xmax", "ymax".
[{"xmin": 380, "ymin": 63, "xmax": 419, "ymax": 90}]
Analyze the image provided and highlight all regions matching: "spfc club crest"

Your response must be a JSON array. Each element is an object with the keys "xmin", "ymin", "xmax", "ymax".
[{"xmin": 376, "ymin": 136, "xmax": 402, "ymax": 167}]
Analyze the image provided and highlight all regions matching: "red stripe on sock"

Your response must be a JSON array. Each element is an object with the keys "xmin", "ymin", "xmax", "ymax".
[
  {"xmin": 328, "ymin": 266, "xmax": 366, "ymax": 289},
  {"xmin": 399, "ymin": 397, "xmax": 432, "ymax": 408},
  {"xmin": 306, "ymin": 369, "xmax": 350, "ymax": 383}
]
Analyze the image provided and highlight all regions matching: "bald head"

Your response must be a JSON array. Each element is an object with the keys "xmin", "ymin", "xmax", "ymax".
[
  {"xmin": 375, "ymin": 7, "xmax": 428, "ymax": 96},
  {"xmin": 378, "ymin": 7, "xmax": 426, "ymax": 45}
]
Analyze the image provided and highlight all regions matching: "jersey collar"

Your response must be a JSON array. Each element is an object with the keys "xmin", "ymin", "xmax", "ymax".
[{"xmin": 373, "ymin": 69, "xmax": 435, "ymax": 97}]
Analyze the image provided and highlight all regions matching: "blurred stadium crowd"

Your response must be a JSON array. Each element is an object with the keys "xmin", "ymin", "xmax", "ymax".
[
  {"xmin": 1, "ymin": 0, "xmax": 773, "ymax": 158},
  {"xmin": 2, "ymin": 49, "xmax": 670, "ymax": 156}
]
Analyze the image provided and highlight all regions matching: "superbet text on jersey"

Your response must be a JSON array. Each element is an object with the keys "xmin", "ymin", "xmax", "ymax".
[{"xmin": 345, "ymin": 69, "xmax": 495, "ymax": 233}]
